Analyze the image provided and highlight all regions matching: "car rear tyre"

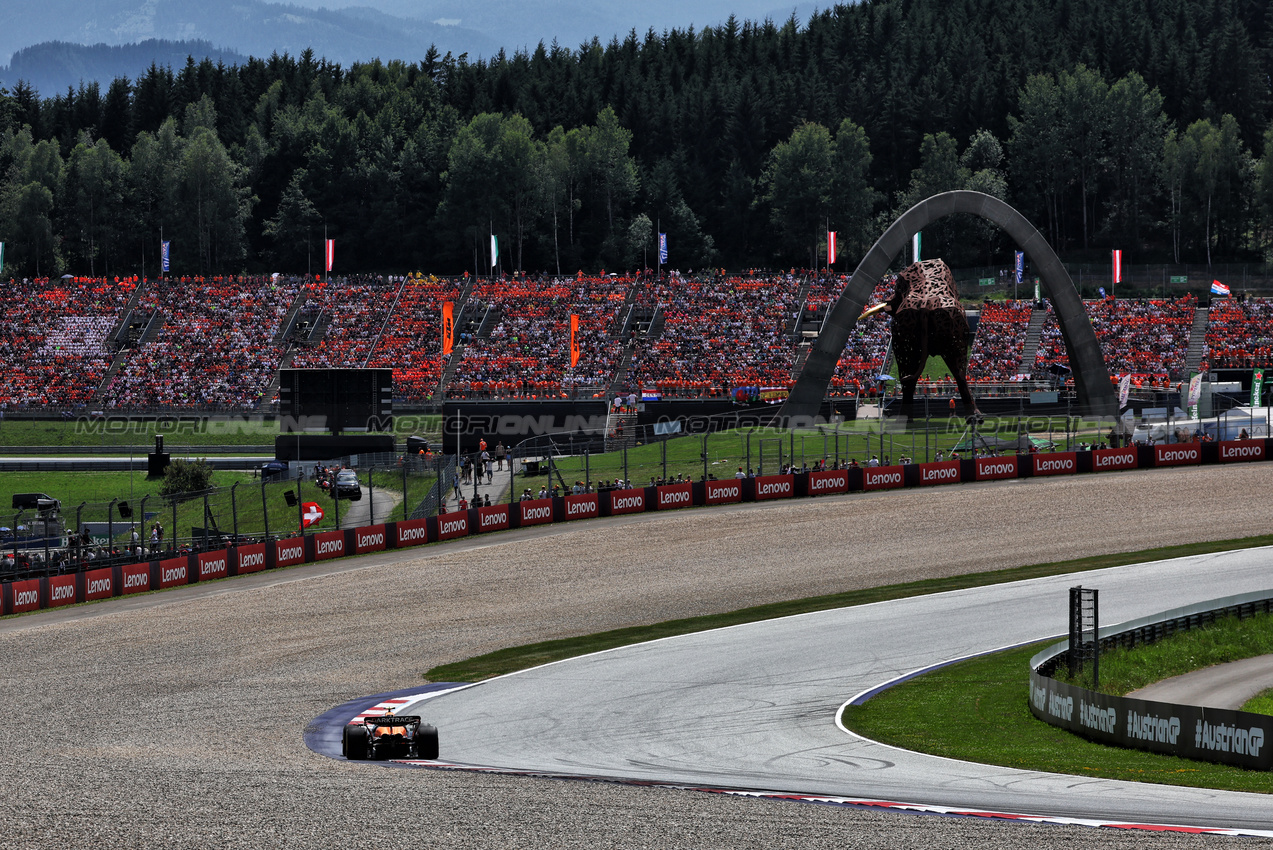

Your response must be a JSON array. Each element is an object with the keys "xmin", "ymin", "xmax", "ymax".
[
  {"xmin": 343, "ymin": 724, "xmax": 369, "ymax": 760},
  {"xmin": 416, "ymin": 725, "xmax": 439, "ymax": 760}
]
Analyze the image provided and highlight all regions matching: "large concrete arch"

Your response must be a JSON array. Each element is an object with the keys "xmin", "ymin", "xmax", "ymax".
[{"xmin": 782, "ymin": 191, "xmax": 1117, "ymax": 418}]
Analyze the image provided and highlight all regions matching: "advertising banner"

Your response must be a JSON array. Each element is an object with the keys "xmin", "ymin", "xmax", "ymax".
[
  {"xmin": 235, "ymin": 543, "xmax": 268, "ymax": 574},
  {"xmin": 704, "ymin": 479, "xmax": 742, "ymax": 505},
  {"xmin": 518, "ymin": 498, "xmax": 554, "ymax": 527},
  {"xmin": 1092, "ymin": 446, "xmax": 1138, "ymax": 472},
  {"xmin": 975, "ymin": 455, "xmax": 1019, "ymax": 481},
  {"xmin": 1219, "ymin": 440, "xmax": 1265, "ymax": 463},
  {"xmin": 476, "ymin": 505, "xmax": 510, "ymax": 533},
  {"xmin": 655, "ymin": 482, "xmax": 693, "ymax": 510},
  {"xmin": 917, "ymin": 461, "xmax": 961, "ymax": 486},
  {"xmin": 394, "ymin": 519, "xmax": 430, "ymax": 548},
  {"xmin": 47, "ymin": 574, "xmax": 78, "ymax": 608},
  {"xmin": 862, "ymin": 465, "xmax": 904, "ymax": 492},
  {"xmin": 274, "ymin": 536, "xmax": 307, "ymax": 567},
  {"xmin": 436, "ymin": 512, "xmax": 469, "ymax": 541},
  {"xmin": 10, "ymin": 578, "xmax": 40, "ymax": 613},
  {"xmin": 197, "ymin": 550, "xmax": 229, "ymax": 581},
  {"xmin": 608, "ymin": 488, "xmax": 647, "ymax": 516},
  {"xmin": 354, "ymin": 524, "xmax": 388, "ymax": 553},
  {"xmin": 753, "ymin": 474, "xmax": 796, "ymax": 501},
  {"xmin": 1032, "ymin": 452, "xmax": 1077, "ymax": 476},
  {"xmin": 312, "ymin": 530, "xmax": 346, "ymax": 561},
  {"xmin": 158, "ymin": 556, "xmax": 190, "ymax": 589},
  {"xmin": 562, "ymin": 493, "xmax": 599, "ymax": 521},
  {"xmin": 121, "ymin": 562, "xmax": 151, "ymax": 595},
  {"xmin": 806, "ymin": 470, "xmax": 849, "ymax": 496},
  {"xmin": 1154, "ymin": 443, "xmax": 1201, "ymax": 467},
  {"xmin": 83, "ymin": 567, "xmax": 114, "ymax": 601}
]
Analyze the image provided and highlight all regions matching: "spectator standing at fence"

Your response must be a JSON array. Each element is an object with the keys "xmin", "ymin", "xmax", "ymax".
[{"xmin": 495, "ymin": 442, "xmax": 506, "ymax": 470}]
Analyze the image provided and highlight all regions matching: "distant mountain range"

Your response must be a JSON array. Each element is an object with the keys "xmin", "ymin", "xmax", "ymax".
[{"xmin": 0, "ymin": 0, "xmax": 817, "ymax": 96}]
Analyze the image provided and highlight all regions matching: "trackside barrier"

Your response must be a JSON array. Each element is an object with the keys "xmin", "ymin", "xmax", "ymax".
[
  {"xmin": 7, "ymin": 438, "xmax": 1273, "ymax": 615},
  {"xmin": 1030, "ymin": 592, "xmax": 1273, "ymax": 771}
]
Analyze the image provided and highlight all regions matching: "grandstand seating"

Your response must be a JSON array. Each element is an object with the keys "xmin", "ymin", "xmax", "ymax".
[
  {"xmin": 969, "ymin": 301, "xmax": 1032, "ymax": 382},
  {"xmin": 1034, "ymin": 296, "xmax": 1196, "ymax": 383},
  {"xmin": 1205, "ymin": 297, "xmax": 1273, "ymax": 369},
  {"xmin": 365, "ymin": 275, "xmax": 464, "ymax": 403}
]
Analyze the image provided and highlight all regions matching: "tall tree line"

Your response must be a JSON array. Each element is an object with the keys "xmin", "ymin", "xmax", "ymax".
[{"xmin": 1, "ymin": 0, "xmax": 1271, "ymax": 278}]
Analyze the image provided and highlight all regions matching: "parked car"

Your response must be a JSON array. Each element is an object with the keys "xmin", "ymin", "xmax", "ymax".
[{"xmin": 333, "ymin": 469, "xmax": 362, "ymax": 501}]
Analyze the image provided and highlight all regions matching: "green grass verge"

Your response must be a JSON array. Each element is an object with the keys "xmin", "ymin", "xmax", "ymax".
[
  {"xmin": 1244, "ymin": 689, "xmax": 1273, "ymax": 715},
  {"xmin": 425, "ymin": 531, "xmax": 1273, "ymax": 683},
  {"xmin": 1054, "ymin": 612, "xmax": 1273, "ymax": 695},
  {"xmin": 841, "ymin": 642, "xmax": 1273, "ymax": 793}
]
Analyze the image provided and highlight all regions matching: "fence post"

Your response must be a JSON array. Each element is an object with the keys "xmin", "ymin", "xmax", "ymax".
[
  {"xmin": 230, "ymin": 483, "xmax": 238, "ymax": 542},
  {"xmin": 108, "ymin": 499, "xmax": 117, "ymax": 553},
  {"xmin": 367, "ymin": 467, "xmax": 375, "ymax": 524},
  {"xmin": 261, "ymin": 478, "xmax": 269, "ymax": 541},
  {"xmin": 401, "ymin": 461, "xmax": 408, "ymax": 521}
]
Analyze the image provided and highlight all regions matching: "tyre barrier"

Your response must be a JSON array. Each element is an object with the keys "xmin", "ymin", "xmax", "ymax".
[
  {"xmin": 1029, "ymin": 591, "xmax": 1273, "ymax": 771},
  {"xmin": 2, "ymin": 437, "xmax": 1268, "ymax": 616}
]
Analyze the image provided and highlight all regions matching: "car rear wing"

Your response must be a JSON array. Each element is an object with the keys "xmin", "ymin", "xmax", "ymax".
[{"xmin": 365, "ymin": 715, "xmax": 421, "ymax": 726}]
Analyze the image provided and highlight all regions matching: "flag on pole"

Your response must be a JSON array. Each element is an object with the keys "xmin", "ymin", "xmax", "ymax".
[
  {"xmin": 490, "ymin": 234, "xmax": 499, "ymax": 268},
  {"xmin": 658, "ymin": 233, "xmax": 668, "ymax": 264},
  {"xmin": 1112, "ymin": 249, "xmax": 1122, "ymax": 284},
  {"xmin": 441, "ymin": 301, "xmax": 455, "ymax": 355},
  {"xmin": 1187, "ymin": 372, "xmax": 1203, "ymax": 417},
  {"xmin": 1118, "ymin": 373, "xmax": 1131, "ymax": 408},
  {"xmin": 912, "ymin": 232, "xmax": 921, "ymax": 263},
  {"xmin": 827, "ymin": 231, "xmax": 837, "ymax": 265},
  {"xmin": 0, "ymin": 241, "xmax": 5, "ymax": 274},
  {"xmin": 1211, "ymin": 280, "xmax": 1230, "ymax": 296},
  {"xmin": 569, "ymin": 314, "xmax": 580, "ymax": 367},
  {"xmin": 161, "ymin": 240, "xmax": 171, "ymax": 273},
  {"xmin": 325, "ymin": 239, "xmax": 335, "ymax": 272},
  {"xmin": 1014, "ymin": 251, "xmax": 1024, "ymax": 285},
  {"xmin": 1251, "ymin": 368, "xmax": 1264, "ymax": 408},
  {"xmin": 300, "ymin": 502, "xmax": 324, "ymax": 530}
]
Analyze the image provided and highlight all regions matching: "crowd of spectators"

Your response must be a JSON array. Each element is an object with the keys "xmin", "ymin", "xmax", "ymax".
[
  {"xmin": 0, "ymin": 276, "xmax": 136, "ymax": 409},
  {"xmin": 102, "ymin": 275, "xmax": 299, "ymax": 409},
  {"xmin": 1204, "ymin": 297, "xmax": 1273, "ymax": 368},
  {"xmin": 968, "ymin": 300, "xmax": 1033, "ymax": 381},
  {"xmin": 1034, "ymin": 296, "xmax": 1196, "ymax": 384},
  {"xmin": 289, "ymin": 275, "xmax": 404, "ymax": 369},
  {"xmin": 365, "ymin": 274, "xmax": 464, "ymax": 403}
]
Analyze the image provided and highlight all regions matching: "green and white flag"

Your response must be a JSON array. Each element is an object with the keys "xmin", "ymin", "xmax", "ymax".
[
  {"xmin": 1252, "ymin": 368, "xmax": 1264, "ymax": 408},
  {"xmin": 490, "ymin": 234, "xmax": 498, "ymax": 268}
]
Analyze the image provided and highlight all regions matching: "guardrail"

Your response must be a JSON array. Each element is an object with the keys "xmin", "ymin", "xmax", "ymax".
[
  {"xmin": 1030, "ymin": 591, "xmax": 1273, "ymax": 771},
  {"xmin": 0, "ymin": 445, "xmax": 275, "ymax": 455}
]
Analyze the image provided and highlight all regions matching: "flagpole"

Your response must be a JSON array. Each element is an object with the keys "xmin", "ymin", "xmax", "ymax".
[
  {"xmin": 655, "ymin": 216, "xmax": 660, "ymax": 279},
  {"xmin": 324, "ymin": 224, "xmax": 329, "ymax": 286}
]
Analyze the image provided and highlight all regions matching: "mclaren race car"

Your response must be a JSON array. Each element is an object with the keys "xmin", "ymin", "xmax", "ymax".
[{"xmin": 342, "ymin": 711, "xmax": 439, "ymax": 761}]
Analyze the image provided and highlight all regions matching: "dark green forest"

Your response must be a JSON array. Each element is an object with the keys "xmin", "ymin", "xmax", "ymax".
[{"xmin": 2, "ymin": 0, "xmax": 1272, "ymax": 278}]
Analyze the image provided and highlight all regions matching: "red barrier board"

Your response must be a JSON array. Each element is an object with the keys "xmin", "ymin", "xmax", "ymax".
[
  {"xmin": 1092, "ymin": 447, "xmax": 1138, "ymax": 472},
  {"xmin": 1219, "ymin": 440, "xmax": 1265, "ymax": 463},
  {"xmin": 754, "ymin": 474, "xmax": 795, "ymax": 500},
  {"xmin": 563, "ymin": 493, "xmax": 599, "ymax": 521},
  {"xmin": 394, "ymin": 519, "xmax": 430, "ymax": 548},
  {"xmin": 1154, "ymin": 443, "xmax": 1201, "ymax": 467},
  {"xmin": 354, "ymin": 524, "xmax": 388, "ymax": 553},
  {"xmin": 158, "ymin": 557, "xmax": 190, "ymax": 589},
  {"xmin": 518, "ymin": 498, "xmax": 554, "ymax": 526},
  {"xmin": 235, "ymin": 543, "xmax": 268, "ymax": 574},
  {"xmin": 84, "ymin": 567, "xmax": 114, "ymax": 601},
  {"xmin": 275, "ymin": 536, "xmax": 307, "ymax": 567},
  {"xmin": 975, "ymin": 456, "xmax": 1019, "ymax": 481},
  {"xmin": 705, "ymin": 479, "xmax": 743, "ymax": 505},
  {"xmin": 313, "ymin": 530, "xmax": 346, "ymax": 560},
  {"xmin": 197, "ymin": 550, "xmax": 229, "ymax": 581},
  {"xmin": 1033, "ymin": 452, "xmax": 1077, "ymax": 476},
  {"xmin": 47, "ymin": 574, "xmax": 77, "ymax": 607},
  {"xmin": 862, "ymin": 466, "xmax": 904, "ymax": 491},
  {"xmin": 476, "ymin": 506, "xmax": 510, "ymax": 533},
  {"xmin": 437, "ymin": 512, "xmax": 469, "ymax": 541},
  {"xmin": 918, "ymin": 461, "xmax": 961, "ymax": 486},
  {"xmin": 807, "ymin": 470, "xmax": 849, "ymax": 496},
  {"xmin": 121, "ymin": 562, "xmax": 151, "ymax": 595},
  {"xmin": 10, "ymin": 579, "xmax": 40, "ymax": 613},
  {"xmin": 608, "ymin": 488, "xmax": 647, "ymax": 515},
  {"xmin": 655, "ymin": 482, "xmax": 693, "ymax": 510}
]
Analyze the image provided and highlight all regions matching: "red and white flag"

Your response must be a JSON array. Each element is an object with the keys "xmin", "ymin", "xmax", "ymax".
[
  {"xmin": 325, "ymin": 239, "xmax": 335, "ymax": 272},
  {"xmin": 1112, "ymin": 249, "xmax": 1121, "ymax": 284},
  {"xmin": 301, "ymin": 502, "xmax": 324, "ymax": 529},
  {"xmin": 827, "ymin": 231, "xmax": 837, "ymax": 265}
]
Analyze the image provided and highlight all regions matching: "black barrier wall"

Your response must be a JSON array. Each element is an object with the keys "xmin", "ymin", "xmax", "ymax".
[{"xmin": 1029, "ymin": 593, "xmax": 1273, "ymax": 771}]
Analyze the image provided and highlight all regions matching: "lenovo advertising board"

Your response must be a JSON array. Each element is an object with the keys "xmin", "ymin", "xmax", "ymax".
[
  {"xmin": 518, "ymin": 498, "xmax": 554, "ymax": 526},
  {"xmin": 83, "ymin": 567, "xmax": 115, "ymax": 601},
  {"xmin": 1033, "ymin": 452, "xmax": 1077, "ymax": 476},
  {"xmin": 436, "ymin": 512, "xmax": 469, "ymax": 541},
  {"xmin": 807, "ymin": 470, "xmax": 849, "ymax": 496},
  {"xmin": 312, "ymin": 530, "xmax": 346, "ymax": 561},
  {"xmin": 975, "ymin": 456, "xmax": 1019, "ymax": 481},
  {"xmin": 121, "ymin": 562, "xmax": 151, "ymax": 595},
  {"xmin": 476, "ymin": 505, "xmax": 510, "ymax": 533},
  {"xmin": 9, "ymin": 578, "xmax": 40, "ymax": 613},
  {"xmin": 354, "ymin": 524, "xmax": 388, "ymax": 553},
  {"xmin": 1219, "ymin": 440, "xmax": 1265, "ymax": 463},
  {"xmin": 275, "ymin": 536, "xmax": 307, "ymax": 567},
  {"xmin": 753, "ymin": 474, "xmax": 795, "ymax": 501},
  {"xmin": 235, "ymin": 543, "xmax": 268, "ymax": 574},
  {"xmin": 655, "ymin": 482, "xmax": 693, "ymax": 510},
  {"xmin": 862, "ymin": 465, "xmax": 904, "ymax": 492},
  {"xmin": 563, "ymin": 493, "xmax": 599, "ymax": 521},
  {"xmin": 47, "ymin": 574, "xmax": 78, "ymax": 608},
  {"xmin": 704, "ymin": 479, "xmax": 742, "ymax": 505},
  {"xmin": 1092, "ymin": 446, "xmax": 1138, "ymax": 472},
  {"xmin": 608, "ymin": 488, "xmax": 647, "ymax": 516},
  {"xmin": 158, "ymin": 556, "xmax": 190, "ymax": 589},
  {"xmin": 917, "ymin": 461, "xmax": 961, "ymax": 486},
  {"xmin": 197, "ymin": 550, "xmax": 229, "ymax": 581},
  {"xmin": 394, "ymin": 519, "xmax": 430, "ymax": 548},
  {"xmin": 1154, "ymin": 443, "xmax": 1201, "ymax": 467}
]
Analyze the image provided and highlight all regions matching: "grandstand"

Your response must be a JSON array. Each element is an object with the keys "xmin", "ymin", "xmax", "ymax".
[{"xmin": 2, "ymin": 271, "xmax": 1268, "ymax": 412}]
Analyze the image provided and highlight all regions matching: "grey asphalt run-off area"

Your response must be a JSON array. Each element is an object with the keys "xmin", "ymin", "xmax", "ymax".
[
  {"xmin": 6, "ymin": 462, "xmax": 1273, "ymax": 848},
  {"xmin": 1130, "ymin": 655, "xmax": 1273, "ymax": 711}
]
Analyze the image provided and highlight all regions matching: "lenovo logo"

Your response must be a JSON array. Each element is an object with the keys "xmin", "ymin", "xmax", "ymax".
[
  {"xmin": 659, "ymin": 490, "xmax": 690, "ymax": 505},
  {"xmin": 1094, "ymin": 451, "xmax": 1135, "ymax": 468},
  {"xmin": 979, "ymin": 461, "xmax": 1015, "ymax": 477},
  {"xmin": 316, "ymin": 538, "xmax": 343, "ymax": 555},
  {"xmin": 523, "ymin": 506, "xmax": 552, "ymax": 521},
  {"xmin": 14, "ymin": 590, "xmax": 38, "ymax": 607},
  {"xmin": 757, "ymin": 481, "xmax": 791, "ymax": 496},
  {"xmin": 398, "ymin": 526, "xmax": 428, "ymax": 543},
  {"xmin": 163, "ymin": 565, "xmax": 187, "ymax": 583},
  {"xmin": 239, "ymin": 552, "xmax": 265, "ymax": 569},
  {"xmin": 278, "ymin": 545, "xmax": 304, "ymax": 561},
  {"xmin": 865, "ymin": 471, "xmax": 901, "ymax": 485},
  {"xmin": 200, "ymin": 558, "xmax": 226, "ymax": 576},
  {"xmin": 439, "ymin": 519, "xmax": 466, "ymax": 535},
  {"xmin": 810, "ymin": 474, "xmax": 846, "ymax": 491},
  {"xmin": 1037, "ymin": 458, "xmax": 1074, "ymax": 472},
  {"xmin": 479, "ymin": 511, "xmax": 507, "ymax": 528},
  {"xmin": 1160, "ymin": 448, "xmax": 1198, "ymax": 462},
  {"xmin": 357, "ymin": 531, "xmax": 385, "ymax": 547},
  {"xmin": 51, "ymin": 584, "xmax": 75, "ymax": 601},
  {"xmin": 613, "ymin": 496, "xmax": 643, "ymax": 510},
  {"xmin": 1222, "ymin": 444, "xmax": 1262, "ymax": 459},
  {"xmin": 87, "ymin": 577, "xmax": 112, "ymax": 595},
  {"xmin": 124, "ymin": 573, "xmax": 149, "ymax": 589},
  {"xmin": 566, "ymin": 500, "xmax": 595, "ymax": 516},
  {"xmin": 921, "ymin": 466, "xmax": 957, "ymax": 482}
]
